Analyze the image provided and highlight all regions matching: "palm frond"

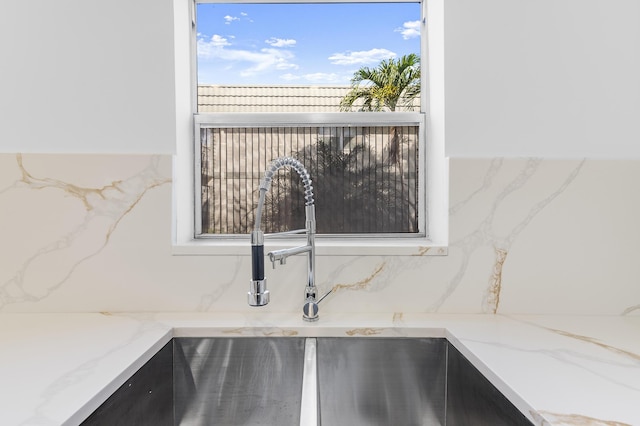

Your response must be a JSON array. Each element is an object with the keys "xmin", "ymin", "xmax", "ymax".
[{"xmin": 340, "ymin": 53, "xmax": 420, "ymax": 112}]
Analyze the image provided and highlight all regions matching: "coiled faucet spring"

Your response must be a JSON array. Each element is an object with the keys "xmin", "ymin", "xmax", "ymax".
[{"xmin": 261, "ymin": 156, "xmax": 314, "ymax": 202}]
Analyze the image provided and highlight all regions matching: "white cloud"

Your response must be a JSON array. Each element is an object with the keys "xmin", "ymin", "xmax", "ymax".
[
  {"xmin": 266, "ymin": 49, "xmax": 299, "ymax": 72},
  {"xmin": 265, "ymin": 37, "xmax": 297, "ymax": 48},
  {"xmin": 224, "ymin": 15, "xmax": 239, "ymax": 24},
  {"xmin": 279, "ymin": 72, "xmax": 348, "ymax": 84},
  {"xmin": 395, "ymin": 20, "xmax": 421, "ymax": 40},
  {"xmin": 210, "ymin": 34, "xmax": 231, "ymax": 47},
  {"xmin": 280, "ymin": 73, "xmax": 301, "ymax": 81},
  {"xmin": 197, "ymin": 35, "xmax": 299, "ymax": 76},
  {"xmin": 303, "ymin": 73, "xmax": 345, "ymax": 83},
  {"xmin": 328, "ymin": 48, "xmax": 397, "ymax": 66},
  {"xmin": 197, "ymin": 34, "xmax": 231, "ymax": 58},
  {"xmin": 226, "ymin": 12, "xmax": 252, "ymax": 24}
]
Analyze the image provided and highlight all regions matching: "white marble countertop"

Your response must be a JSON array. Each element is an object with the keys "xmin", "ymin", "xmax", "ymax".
[{"xmin": 1, "ymin": 312, "xmax": 639, "ymax": 426}]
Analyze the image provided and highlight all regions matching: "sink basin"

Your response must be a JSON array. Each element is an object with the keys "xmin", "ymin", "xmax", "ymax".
[
  {"xmin": 82, "ymin": 337, "xmax": 532, "ymax": 426},
  {"xmin": 175, "ymin": 337, "xmax": 305, "ymax": 425},
  {"xmin": 316, "ymin": 338, "xmax": 532, "ymax": 426},
  {"xmin": 317, "ymin": 338, "xmax": 446, "ymax": 425}
]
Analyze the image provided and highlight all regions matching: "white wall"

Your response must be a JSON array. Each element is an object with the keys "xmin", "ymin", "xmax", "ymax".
[
  {"xmin": 0, "ymin": 0, "xmax": 176, "ymax": 154},
  {"xmin": 4, "ymin": 0, "xmax": 638, "ymax": 157},
  {"xmin": 445, "ymin": 0, "xmax": 640, "ymax": 158}
]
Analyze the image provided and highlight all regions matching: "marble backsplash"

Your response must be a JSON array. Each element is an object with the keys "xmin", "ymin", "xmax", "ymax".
[{"xmin": 1, "ymin": 154, "xmax": 638, "ymax": 316}]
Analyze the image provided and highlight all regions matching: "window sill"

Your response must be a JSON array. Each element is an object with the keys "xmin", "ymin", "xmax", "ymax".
[{"xmin": 171, "ymin": 238, "xmax": 448, "ymax": 257}]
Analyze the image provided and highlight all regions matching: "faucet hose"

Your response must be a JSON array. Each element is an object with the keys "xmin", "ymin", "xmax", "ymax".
[
  {"xmin": 251, "ymin": 156, "xmax": 314, "ymax": 280},
  {"xmin": 253, "ymin": 156, "xmax": 314, "ymax": 232},
  {"xmin": 260, "ymin": 157, "xmax": 314, "ymax": 205}
]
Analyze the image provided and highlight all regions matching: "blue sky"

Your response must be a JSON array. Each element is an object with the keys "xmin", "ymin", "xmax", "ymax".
[{"xmin": 196, "ymin": 2, "xmax": 421, "ymax": 85}]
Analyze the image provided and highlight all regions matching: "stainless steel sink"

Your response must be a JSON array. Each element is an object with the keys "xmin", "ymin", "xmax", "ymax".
[
  {"xmin": 317, "ymin": 338, "xmax": 447, "ymax": 425},
  {"xmin": 316, "ymin": 338, "xmax": 532, "ymax": 426},
  {"xmin": 83, "ymin": 337, "xmax": 532, "ymax": 426},
  {"xmin": 174, "ymin": 337, "xmax": 306, "ymax": 426}
]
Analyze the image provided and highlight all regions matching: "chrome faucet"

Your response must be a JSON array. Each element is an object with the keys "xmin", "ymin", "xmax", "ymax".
[{"xmin": 248, "ymin": 157, "xmax": 322, "ymax": 321}]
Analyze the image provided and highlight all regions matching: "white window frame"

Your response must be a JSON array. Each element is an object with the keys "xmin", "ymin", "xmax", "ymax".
[{"xmin": 172, "ymin": 0, "xmax": 448, "ymax": 256}]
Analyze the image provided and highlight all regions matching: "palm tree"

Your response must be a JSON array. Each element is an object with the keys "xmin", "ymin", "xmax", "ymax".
[
  {"xmin": 340, "ymin": 53, "xmax": 420, "ymax": 164},
  {"xmin": 339, "ymin": 53, "xmax": 420, "ymax": 112}
]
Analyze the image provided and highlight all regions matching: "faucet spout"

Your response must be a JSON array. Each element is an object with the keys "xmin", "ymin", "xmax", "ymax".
[
  {"xmin": 248, "ymin": 157, "xmax": 322, "ymax": 321},
  {"xmin": 269, "ymin": 245, "xmax": 311, "ymax": 267},
  {"xmin": 248, "ymin": 229, "xmax": 269, "ymax": 306}
]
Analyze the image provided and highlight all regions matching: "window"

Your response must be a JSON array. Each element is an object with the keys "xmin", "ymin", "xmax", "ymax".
[
  {"xmin": 194, "ymin": 0, "xmax": 426, "ymax": 236},
  {"xmin": 174, "ymin": 0, "xmax": 448, "ymax": 253}
]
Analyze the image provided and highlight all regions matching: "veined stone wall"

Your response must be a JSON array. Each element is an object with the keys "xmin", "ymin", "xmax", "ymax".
[{"xmin": 0, "ymin": 154, "xmax": 638, "ymax": 316}]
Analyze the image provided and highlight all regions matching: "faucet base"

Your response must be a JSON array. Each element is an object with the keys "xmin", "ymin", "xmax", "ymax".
[{"xmin": 302, "ymin": 300, "xmax": 319, "ymax": 321}]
